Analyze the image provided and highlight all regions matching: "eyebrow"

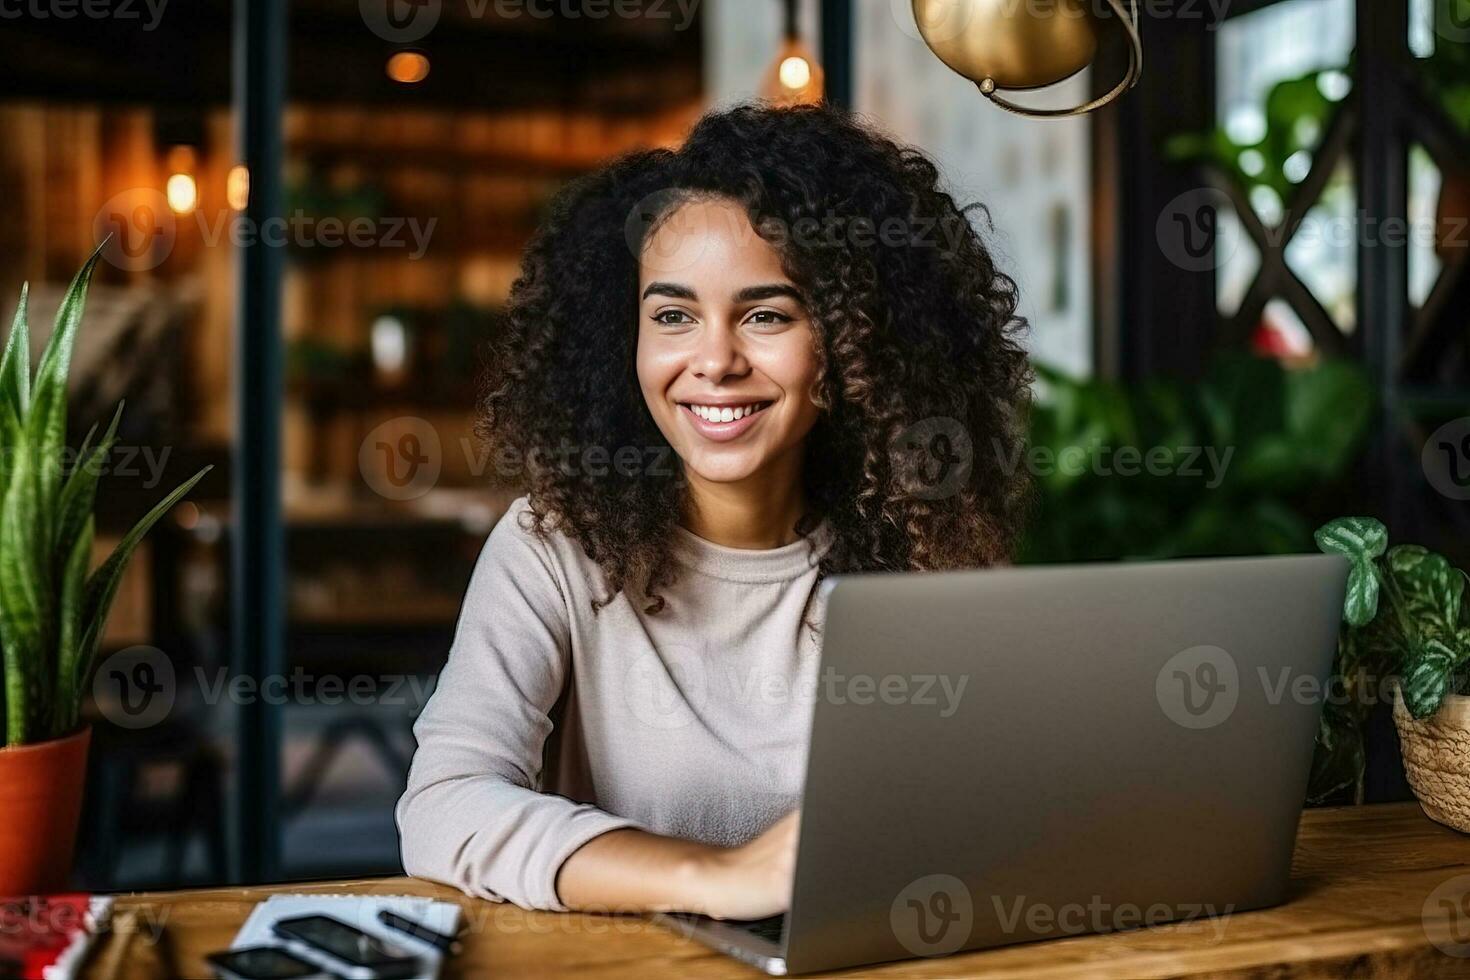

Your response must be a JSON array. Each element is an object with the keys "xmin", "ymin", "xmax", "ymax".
[
  {"xmin": 642, "ymin": 282, "xmax": 697, "ymax": 300},
  {"xmin": 639, "ymin": 282, "xmax": 803, "ymax": 303},
  {"xmin": 734, "ymin": 283, "xmax": 803, "ymax": 304}
]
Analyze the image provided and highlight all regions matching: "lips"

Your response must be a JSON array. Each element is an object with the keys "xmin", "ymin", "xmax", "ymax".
[{"xmin": 677, "ymin": 400, "xmax": 772, "ymax": 443}]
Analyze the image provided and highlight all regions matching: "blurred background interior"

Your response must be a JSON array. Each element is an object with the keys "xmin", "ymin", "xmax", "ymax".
[{"xmin": 0, "ymin": 0, "xmax": 1466, "ymax": 889}]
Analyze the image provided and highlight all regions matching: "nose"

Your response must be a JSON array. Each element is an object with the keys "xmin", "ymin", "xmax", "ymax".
[{"xmin": 691, "ymin": 324, "xmax": 750, "ymax": 384}]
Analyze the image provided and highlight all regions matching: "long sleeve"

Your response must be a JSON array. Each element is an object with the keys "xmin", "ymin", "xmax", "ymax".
[{"xmin": 396, "ymin": 505, "xmax": 638, "ymax": 910}]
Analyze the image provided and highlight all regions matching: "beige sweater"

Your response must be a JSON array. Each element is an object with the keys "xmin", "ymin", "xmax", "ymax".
[{"xmin": 396, "ymin": 496, "xmax": 834, "ymax": 910}]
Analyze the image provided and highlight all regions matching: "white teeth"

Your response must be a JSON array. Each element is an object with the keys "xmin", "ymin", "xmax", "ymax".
[{"xmin": 687, "ymin": 403, "xmax": 765, "ymax": 423}]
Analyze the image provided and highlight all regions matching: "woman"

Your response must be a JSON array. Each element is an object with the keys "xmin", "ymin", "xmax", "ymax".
[{"xmin": 397, "ymin": 102, "xmax": 1031, "ymax": 920}]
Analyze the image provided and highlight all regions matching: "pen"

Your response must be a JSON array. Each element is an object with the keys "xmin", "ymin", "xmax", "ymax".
[{"xmin": 377, "ymin": 909, "xmax": 461, "ymax": 954}]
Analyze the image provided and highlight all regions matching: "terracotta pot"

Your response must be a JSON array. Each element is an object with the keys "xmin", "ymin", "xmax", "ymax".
[
  {"xmin": 1393, "ymin": 689, "xmax": 1470, "ymax": 833},
  {"xmin": 0, "ymin": 727, "xmax": 91, "ymax": 894}
]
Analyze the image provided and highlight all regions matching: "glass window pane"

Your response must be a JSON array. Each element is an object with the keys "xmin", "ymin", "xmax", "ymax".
[
  {"xmin": 1409, "ymin": 143, "xmax": 1445, "ymax": 309},
  {"xmin": 1217, "ymin": 207, "xmax": 1261, "ymax": 319},
  {"xmin": 1285, "ymin": 159, "xmax": 1358, "ymax": 333},
  {"xmin": 1215, "ymin": 0, "xmax": 1356, "ymax": 221}
]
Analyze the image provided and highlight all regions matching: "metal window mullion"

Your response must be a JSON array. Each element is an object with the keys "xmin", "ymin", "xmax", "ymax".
[{"xmin": 232, "ymin": 0, "xmax": 287, "ymax": 885}]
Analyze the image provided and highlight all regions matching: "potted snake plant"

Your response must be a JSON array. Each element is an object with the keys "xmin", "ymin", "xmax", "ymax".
[
  {"xmin": 1310, "ymin": 517, "xmax": 1470, "ymax": 827},
  {"xmin": 0, "ymin": 245, "xmax": 209, "ymax": 894}
]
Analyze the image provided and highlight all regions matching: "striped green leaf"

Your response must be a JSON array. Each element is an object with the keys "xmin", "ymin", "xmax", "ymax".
[
  {"xmin": 75, "ymin": 466, "xmax": 211, "ymax": 695},
  {"xmin": 55, "ymin": 514, "xmax": 94, "ymax": 736},
  {"xmin": 1387, "ymin": 544, "xmax": 1464, "ymax": 630},
  {"xmin": 1315, "ymin": 517, "xmax": 1388, "ymax": 562},
  {"xmin": 26, "ymin": 246, "xmax": 104, "ymax": 552},
  {"xmin": 55, "ymin": 402, "xmax": 122, "ymax": 570},
  {"xmin": 1400, "ymin": 632, "xmax": 1459, "ymax": 719},
  {"xmin": 1315, "ymin": 517, "xmax": 1388, "ymax": 627},
  {"xmin": 0, "ymin": 285, "xmax": 30, "ymax": 499},
  {"xmin": 0, "ymin": 282, "xmax": 30, "ymax": 422},
  {"xmin": 0, "ymin": 431, "xmax": 45, "ymax": 745}
]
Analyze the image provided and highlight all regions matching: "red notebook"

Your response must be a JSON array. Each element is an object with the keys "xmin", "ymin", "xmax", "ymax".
[{"xmin": 0, "ymin": 896, "xmax": 113, "ymax": 980}]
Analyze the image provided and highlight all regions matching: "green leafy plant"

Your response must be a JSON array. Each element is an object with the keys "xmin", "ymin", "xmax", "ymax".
[
  {"xmin": 1166, "ymin": 0, "xmax": 1470, "ymax": 199},
  {"xmin": 0, "ymin": 246, "xmax": 210, "ymax": 747},
  {"xmin": 1022, "ymin": 355, "xmax": 1374, "ymax": 563},
  {"xmin": 1164, "ymin": 64, "xmax": 1346, "ymax": 205},
  {"xmin": 1308, "ymin": 516, "xmax": 1470, "ymax": 803}
]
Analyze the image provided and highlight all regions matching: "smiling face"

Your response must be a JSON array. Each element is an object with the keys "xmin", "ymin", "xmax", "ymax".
[{"xmin": 636, "ymin": 196, "xmax": 822, "ymax": 493}]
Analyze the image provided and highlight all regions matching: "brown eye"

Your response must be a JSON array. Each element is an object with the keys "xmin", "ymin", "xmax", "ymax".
[
  {"xmin": 654, "ymin": 309, "xmax": 694, "ymax": 325},
  {"xmin": 747, "ymin": 309, "xmax": 793, "ymax": 326}
]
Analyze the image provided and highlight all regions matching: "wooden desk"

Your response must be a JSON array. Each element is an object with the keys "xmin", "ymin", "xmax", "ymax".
[{"xmin": 87, "ymin": 803, "xmax": 1470, "ymax": 979}]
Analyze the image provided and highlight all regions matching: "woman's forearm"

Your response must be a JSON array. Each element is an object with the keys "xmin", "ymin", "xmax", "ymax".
[
  {"xmin": 554, "ymin": 811, "xmax": 799, "ymax": 920},
  {"xmin": 554, "ymin": 828, "xmax": 718, "ymax": 913}
]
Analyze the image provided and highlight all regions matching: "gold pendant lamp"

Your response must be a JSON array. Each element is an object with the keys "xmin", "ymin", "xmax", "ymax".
[{"xmin": 910, "ymin": 0, "xmax": 1143, "ymax": 117}]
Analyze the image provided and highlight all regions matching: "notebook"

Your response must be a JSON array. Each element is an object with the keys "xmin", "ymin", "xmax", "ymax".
[{"xmin": 231, "ymin": 894, "xmax": 462, "ymax": 980}]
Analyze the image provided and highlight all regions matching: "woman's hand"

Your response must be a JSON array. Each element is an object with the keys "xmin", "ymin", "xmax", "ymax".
[
  {"xmin": 556, "ymin": 810, "xmax": 801, "ymax": 920},
  {"xmin": 688, "ymin": 810, "xmax": 800, "ymax": 920}
]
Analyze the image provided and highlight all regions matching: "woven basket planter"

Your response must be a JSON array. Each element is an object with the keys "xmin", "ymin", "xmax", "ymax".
[{"xmin": 1394, "ymin": 689, "xmax": 1470, "ymax": 833}]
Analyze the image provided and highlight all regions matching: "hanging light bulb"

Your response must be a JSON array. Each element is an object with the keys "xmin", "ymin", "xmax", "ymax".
[
  {"xmin": 164, "ymin": 145, "xmax": 198, "ymax": 215},
  {"xmin": 763, "ymin": 0, "xmax": 823, "ymax": 106},
  {"xmin": 779, "ymin": 53, "xmax": 812, "ymax": 91},
  {"xmin": 910, "ymin": 0, "xmax": 1144, "ymax": 117},
  {"xmin": 227, "ymin": 165, "xmax": 251, "ymax": 211},
  {"xmin": 387, "ymin": 51, "xmax": 431, "ymax": 84}
]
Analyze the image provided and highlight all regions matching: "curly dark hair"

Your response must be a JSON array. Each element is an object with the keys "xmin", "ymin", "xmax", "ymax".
[{"xmin": 480, "ymin": 102, "xmax": 1032, "ymax": 614}]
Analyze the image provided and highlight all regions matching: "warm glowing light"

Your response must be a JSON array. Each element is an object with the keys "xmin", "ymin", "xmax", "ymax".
[
  {"xmin": 372, "ymin": 315, "xmax": 409, "ymax": 376},
  {"xmin": 387, "ymin": 51, "xmax": 430, "ymax": 84},
  {"xmin": 778, "ymin": 55, "xmax": 812, "ymax": 91},
  {"xmin": 227, "ymin": 165, "xmax": 250, "ymax": 210},
  {"xmin": 166, "ymin": 172, "xmax": 198, "ymax": 214},
  {"xmin": 175, "ymin": 501, "xmax": 200, "ymax": 531},
  {"xmin": 763, "ymin": 37, "xmax": 822, "ymax": 106}
]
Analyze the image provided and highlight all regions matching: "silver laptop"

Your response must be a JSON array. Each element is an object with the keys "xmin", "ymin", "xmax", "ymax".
[{"xmin": 657, "ymin": 554, "xmax": 1349, "ymax": 975}]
